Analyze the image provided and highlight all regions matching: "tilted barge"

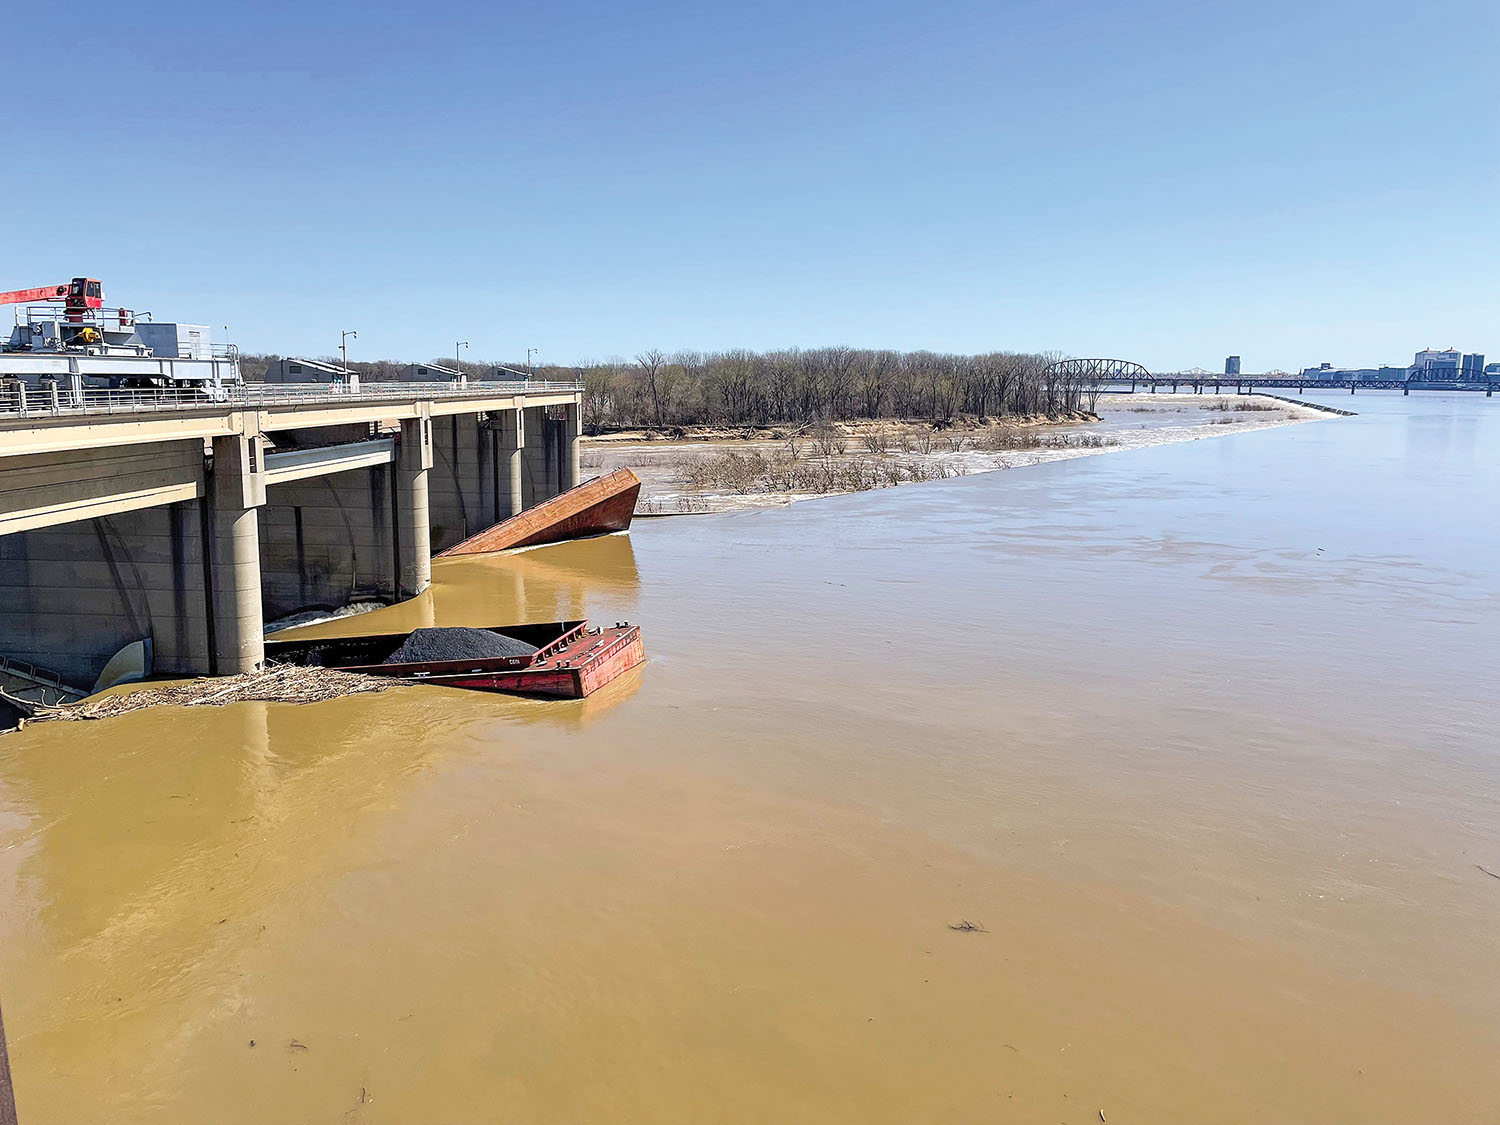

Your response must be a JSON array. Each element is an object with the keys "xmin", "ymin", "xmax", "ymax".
[
  {"xmin": 263, "ymin": 620, "xmax": 644, "ymax": 700},
  {"xmin": 438, "ymin": 468, "xmax": 642, "ymax": 556}
]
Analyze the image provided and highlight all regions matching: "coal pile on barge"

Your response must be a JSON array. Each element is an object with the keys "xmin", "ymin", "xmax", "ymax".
[
  {"xmin": 264, "ymin": 618, "xmax": 646, "ymax": 700},
  {"xmin": 382, "ymin": 627, "xmax": 538, "ymax": 665}
]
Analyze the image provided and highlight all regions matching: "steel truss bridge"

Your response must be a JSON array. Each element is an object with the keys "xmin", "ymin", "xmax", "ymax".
[{"xmin": 1042, "ymin": 359, "xmax": 1497, "ymax": 397}]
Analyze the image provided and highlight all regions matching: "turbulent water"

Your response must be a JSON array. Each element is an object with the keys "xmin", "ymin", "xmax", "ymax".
[{"xmin": 1, "ymin": 391, "xmax": 1497, "ymax": 1122}]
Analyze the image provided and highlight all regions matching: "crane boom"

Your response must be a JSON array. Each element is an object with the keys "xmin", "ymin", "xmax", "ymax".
[{"xmin": 0, "ymin": 284, "xmax": 68, "ymax": 307}]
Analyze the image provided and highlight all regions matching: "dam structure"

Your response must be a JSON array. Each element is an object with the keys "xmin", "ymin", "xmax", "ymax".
[{"xmin": 0, "ymin": 380, "xmax": 584, "ymax": 689}]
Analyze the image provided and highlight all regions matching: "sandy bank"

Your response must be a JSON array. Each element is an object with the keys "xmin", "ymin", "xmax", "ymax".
[{"xmin": 583, "ymin": 393, "xmax": 1329, "ymax": 514}]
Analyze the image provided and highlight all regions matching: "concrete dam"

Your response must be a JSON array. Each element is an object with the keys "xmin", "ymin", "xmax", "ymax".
[{"xmin": 0, "ymin": 381, "xmax": 584, "ymax": 690}]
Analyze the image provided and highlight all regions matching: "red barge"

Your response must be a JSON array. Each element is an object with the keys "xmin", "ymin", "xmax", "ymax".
[
  {"xmin": 439, "ymin": 469, "xmax": 642, "ymax": 557},
  {"xmin": 264, "ymin": 620, "xmax": 644, "ymax": 700}
]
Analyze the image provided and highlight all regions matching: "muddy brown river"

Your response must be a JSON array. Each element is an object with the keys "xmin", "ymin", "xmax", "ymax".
[{"xmin": 2, "ymin": 392, "xmax": 1497, "ymax": 1122}]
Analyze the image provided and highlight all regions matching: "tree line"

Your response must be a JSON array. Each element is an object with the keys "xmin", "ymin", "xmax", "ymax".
[{"xmin": 239, "ymin": 347, "xmax": 1101, "ymax": 431}]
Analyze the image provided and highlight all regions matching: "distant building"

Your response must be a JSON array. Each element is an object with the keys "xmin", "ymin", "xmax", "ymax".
[
  {"xmin": 1224, "ymin": 355, "xmax": 1241, "ymax": 376},
  {"xmin": 1294, "ymin": 351, "xmax": 1493, "ymax": 384},
  {"xmin": 1295, "ymin": 364, "xmax": 1413, "ymax": 382},
  {"xmin": 1408, "ymin": 348, "xmax": 1489, "ymax": 381},
  {"xmin": 260, "ymin": 357, "xmax": 360, "ymax": 388},
  {"xmin": 397, "ymin": 362, "xmax": 464, "ymax": 382},
  {"xmin": 1412, "ymin": 348, "xmax": 1461, "ymax": 377}
]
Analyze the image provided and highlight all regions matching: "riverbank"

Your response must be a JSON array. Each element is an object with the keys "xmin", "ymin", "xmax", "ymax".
[{"xmin": 584, "ymin": 393, "xmax": 1327, "ymax": 513}]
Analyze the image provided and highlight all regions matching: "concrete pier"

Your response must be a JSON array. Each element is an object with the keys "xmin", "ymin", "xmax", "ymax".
[
  {"xmin": 396, "ymin": 415, "xmax": 433, "ymax": 597},
  {"xmin": 498, "ymin": 408, "xmax": 524, "ymax": 520},
  {"xmin": 563, "ymin": 402, "xmax": 582, "ymax": 492},
  {"xmin": 0, "ymin": 381, "xmax": 583, "ymax": 688},
  {"xmin": 207, "ymin": 432, "xmax": 267, "ymax": 675}
]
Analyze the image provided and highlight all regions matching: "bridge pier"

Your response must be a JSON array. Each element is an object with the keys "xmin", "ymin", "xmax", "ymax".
[
  {"xmin": 563, "ymin": 402, "xmax": 582, "ymax": 492},
  {"xmin": 497, "ymin": 407, "xmax": 525, "ymax": 519},
  {"xmin": 206, "ymin": 432, "xmax": 268, "ymax": 676},
  {"xmin": 395, "ymin": 415, "xmax": 433, "ymax": 598}
]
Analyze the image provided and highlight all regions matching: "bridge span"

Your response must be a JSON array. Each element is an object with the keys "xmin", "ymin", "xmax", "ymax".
[
  {"xmin": 1041, "ymin": 359, "xmax": 1497, "ymax": 397},
  {"xmin": 0, "ymin": 381, "xmax": 585, "ymax": 690},
  {"xmin": 1121, "ymin": 375, "xmax": 1493, "ymax": 395}
]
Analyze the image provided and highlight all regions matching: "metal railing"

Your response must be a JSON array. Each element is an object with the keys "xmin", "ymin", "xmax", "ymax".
[
  {"xmin": 0, "ymin": 378, "xmax": 585, "ymax": 421},
  {"xmin": 0, "ymin": 654, "xmax": 86, "ymax": 706},
  {"xmin": 12, "ymin": 304, "xmax": 141, "ymax": 332}
]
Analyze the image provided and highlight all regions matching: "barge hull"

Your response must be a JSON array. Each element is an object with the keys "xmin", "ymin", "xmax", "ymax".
[
  {"xmin": 425, "ymin": 625, "xmax": 645, "ymax": 699},
  {"xmin": 264, "ymin": 620, "xmax": 643, "ymax": 701},
  {"xmin": 438, "ymin": 468, "xmax": 641, "ymax": 557}
]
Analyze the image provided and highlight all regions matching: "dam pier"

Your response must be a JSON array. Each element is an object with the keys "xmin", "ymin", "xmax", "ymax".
[{"xmin": 0, "ymin": 381, "xmax": 584, "ymax": 690}]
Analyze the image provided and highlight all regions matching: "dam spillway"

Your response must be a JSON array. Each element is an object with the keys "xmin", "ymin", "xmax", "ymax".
[{"xmin": 0, "ymin": 381, "xmax": 584, "ymax": 687}]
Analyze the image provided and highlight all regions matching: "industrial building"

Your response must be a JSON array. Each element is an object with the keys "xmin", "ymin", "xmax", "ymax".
[
  {"xmin": 261, "ymin": 357, "xmax": 362, "ymax": 386},
  {"xmin": 1410, "ymin": 348, "xmax": 1486, "ymax": 379},
  {"xmin": 398, "ymin": 362, "xmax": 464, "ymax": 382}
]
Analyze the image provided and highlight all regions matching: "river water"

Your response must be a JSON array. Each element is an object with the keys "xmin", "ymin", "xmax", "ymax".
[{"xmin": 1, "ymin": 392, "xmax": 1496, "ymax": 1122}]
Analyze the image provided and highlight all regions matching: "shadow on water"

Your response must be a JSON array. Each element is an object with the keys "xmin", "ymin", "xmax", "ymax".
[{"xmin": 277, "ymin": 531, "xmax": 642, "ymax": 642}]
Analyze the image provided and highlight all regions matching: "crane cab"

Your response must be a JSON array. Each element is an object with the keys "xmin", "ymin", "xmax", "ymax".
[{"xmin": 66, "ymin": 278, "xmax": 103, "ymax": 312}]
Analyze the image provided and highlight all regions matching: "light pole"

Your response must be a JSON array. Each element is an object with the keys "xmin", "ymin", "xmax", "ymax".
[
  {"xmin": 526, "ymin": 348, "xmax": 536, "ymax": 379},
  {"xmin": 456, "ymin": 340, "xmax": 469, "ymax": 375},
  {"xmin": 340, "ymin": 329, "xmax": 357, "ymax": 373}
]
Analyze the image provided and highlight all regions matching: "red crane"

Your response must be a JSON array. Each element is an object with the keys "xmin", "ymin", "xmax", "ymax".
[{"xmin": 0, "ymin": 277, "xmax": 104, "ymax": 313}]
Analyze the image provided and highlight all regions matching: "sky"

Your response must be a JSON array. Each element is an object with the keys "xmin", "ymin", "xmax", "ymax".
[{"xmin": 3, "ymin": 0, "xmax": 1495, "ymax": 371}]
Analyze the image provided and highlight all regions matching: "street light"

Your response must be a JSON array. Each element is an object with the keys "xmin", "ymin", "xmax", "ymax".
[
  {"xmin": 526, "ymin": 347, "xmax": 536, "ymax": 378},
  {"xmin": 340, "ymin": 329, "xmax": 357, "ymax": 373},
  {"xmin": 456, "ymin": 340, "xmax": 469, "ymax": 375}
]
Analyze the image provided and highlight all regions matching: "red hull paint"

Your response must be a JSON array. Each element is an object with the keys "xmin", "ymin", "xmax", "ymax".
[
  {"xmin": 423, "ymin": 626, "xmax": 645, "ymax": 699},
  {"xmin": 266, "ymin": 620, "xmax": 644, "ymax": 701},
  {"xmin": 438, "ymin": 469, "xmax": 641, "ymax": 557}
]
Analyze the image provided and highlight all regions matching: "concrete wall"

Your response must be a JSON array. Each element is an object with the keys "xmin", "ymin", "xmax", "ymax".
[
  {"xmin": 0, "ymin": 458, "xmax": 405, "ymax": 684},
  {"xmin": 0, "ymin": 441, "xmax": 203, "ymax": 535},
  {"xmin": 426, "ymin": 414, "xmax": 549, "ymax": 555},
  {"xmin": 258, "ymin": 466, "xmax": 397, "ymax": 621},
  {"xmin": 522, "ymin": 406, "xmax": 564, "ymax": 510},
  {"xmin": 0, "ymin": 503, "xmax": 211, "ymax": 686},
  {"xmin": 428, "ymin": 413, "xmax": 488, "ymax": 553}
]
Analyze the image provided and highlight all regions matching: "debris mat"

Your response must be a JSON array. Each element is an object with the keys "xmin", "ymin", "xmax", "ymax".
[{"xmin": 8, "ymin": 663, "xmax": 392, "ymax": 727}]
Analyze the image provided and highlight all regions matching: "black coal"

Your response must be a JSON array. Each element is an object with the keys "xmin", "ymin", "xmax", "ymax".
[{"xmin": 382, "ymin": 627, "xmax": 538, "ymax": 665}]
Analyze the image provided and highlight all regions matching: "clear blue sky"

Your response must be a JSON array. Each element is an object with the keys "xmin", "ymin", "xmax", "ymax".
[{"xmin": 4, "ymin": 0, "xmax": 1494, "ymax": 371}]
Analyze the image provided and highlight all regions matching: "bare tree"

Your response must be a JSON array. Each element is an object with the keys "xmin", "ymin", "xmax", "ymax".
[{"xmin": 635, "ymin": 349, "xmax": 666, "ymax": 430}]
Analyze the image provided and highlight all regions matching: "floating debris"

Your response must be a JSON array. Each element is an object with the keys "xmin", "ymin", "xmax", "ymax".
[
  {"xmin": 10, "ymin": 663, "xmax": 392, "ymax": 727},
  {"xmin": 948, "ymin": 920, "xmax": 988, "ymax": 933}
]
